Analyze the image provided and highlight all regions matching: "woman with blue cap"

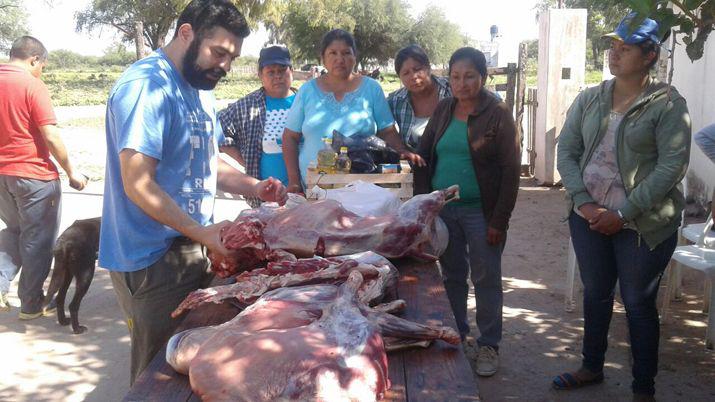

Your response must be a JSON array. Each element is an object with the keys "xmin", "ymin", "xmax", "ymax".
[{"xmin": 554, "ymin": 12, "xmax": 691, "ymax": 401}]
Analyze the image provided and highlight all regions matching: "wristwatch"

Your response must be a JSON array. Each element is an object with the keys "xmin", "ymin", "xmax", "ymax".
[{"xmin": 616, "ymin": 210, "xmax": 628, "ymax": 227}]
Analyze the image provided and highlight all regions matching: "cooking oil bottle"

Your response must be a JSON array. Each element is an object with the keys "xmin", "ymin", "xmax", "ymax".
[
  {"xmin": 317, "ymin": 137, "xmax": 337, "ymax": 174},
  {"xmin": 335, "ymin": 146, "xmax": 351, "ymax": 173}
]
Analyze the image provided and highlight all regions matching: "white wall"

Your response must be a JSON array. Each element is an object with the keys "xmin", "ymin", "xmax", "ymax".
[
  {"xmin": 534, "ymin": 9, "xmax": 587, "ymax": 185},
  {"xmin": 670, "ymin": 34, "xmax": 715, "ymax": 205}
]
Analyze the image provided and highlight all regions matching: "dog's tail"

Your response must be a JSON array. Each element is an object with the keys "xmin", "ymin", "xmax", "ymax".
[{"xmin": 44, "ymin": 247, "xmax": 69, "ymax": 306}]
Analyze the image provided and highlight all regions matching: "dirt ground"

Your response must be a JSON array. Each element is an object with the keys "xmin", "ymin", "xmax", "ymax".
[{"xmin": 0, "ymin": 108, "xmax": 713, "ymax": 401}]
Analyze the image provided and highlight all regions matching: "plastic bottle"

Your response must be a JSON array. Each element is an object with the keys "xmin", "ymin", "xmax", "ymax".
[
  {"xmin": 317, "ymin": 137, "xmax": 337, "ymax": 174},
  {"xmin": 335, "ymin": 146, "xmax": 351, "ymax": 174}
]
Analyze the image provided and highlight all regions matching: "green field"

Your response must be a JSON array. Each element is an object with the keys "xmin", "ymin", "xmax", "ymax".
[{"xmin": 44, "ymin": 68, "xmax": 602, "ymax": 107}]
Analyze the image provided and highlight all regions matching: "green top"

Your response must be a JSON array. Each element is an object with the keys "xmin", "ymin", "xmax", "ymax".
[{"xmin": 431, "ymin": 117, "xmax": 481, "ymax": 208}]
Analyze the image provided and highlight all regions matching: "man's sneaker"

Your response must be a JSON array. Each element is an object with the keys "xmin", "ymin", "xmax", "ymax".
[
  {"xmin": 18, "ymin": 310, "xmax": 44, "ymax": 320},
  {"xmin": 0, "ymin": 292, "xmax": 10, "ymax": 312},
  {"xmin": 18, "ymin": 299, "xmax": 56, "ymax": 321},
  {"xmin": 476, "ymin": 345, "xmax": 499, "ymax": 377}
]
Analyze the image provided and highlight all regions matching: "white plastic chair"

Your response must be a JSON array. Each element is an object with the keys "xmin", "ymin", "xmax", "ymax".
[{"xmin": 661, "ymin": 213, "xmax": 715, "ymax": 349}]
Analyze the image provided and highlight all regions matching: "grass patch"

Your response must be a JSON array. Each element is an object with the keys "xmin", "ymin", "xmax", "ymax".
[{"xmin": 44, "ymin": 67, "xmax": 605, "ymax": 107}]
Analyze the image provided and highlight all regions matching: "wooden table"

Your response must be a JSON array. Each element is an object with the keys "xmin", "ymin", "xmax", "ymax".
[{"xmin": 124, "ymin": 260, "xmax": 480, "ymax": 401}]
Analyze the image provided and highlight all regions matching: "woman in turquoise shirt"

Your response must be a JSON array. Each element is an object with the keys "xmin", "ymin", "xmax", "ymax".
[{"xmin": 282, "ymin": 29, "xmax": 424, "ymax": 193}]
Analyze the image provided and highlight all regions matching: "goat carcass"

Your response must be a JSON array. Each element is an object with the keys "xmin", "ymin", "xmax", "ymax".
[
  {"xmin": 211, "ymin": 185, "xmax": 458, "ymax": 277},
  {"xmin": 168, "ymin": 271, "xmax": 460, "ymax": 401}
]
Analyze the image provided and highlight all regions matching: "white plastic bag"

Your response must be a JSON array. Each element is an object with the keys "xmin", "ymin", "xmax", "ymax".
[{"xmin": 322, "ymin": 180, "xmax": 401, "ymax": 217}]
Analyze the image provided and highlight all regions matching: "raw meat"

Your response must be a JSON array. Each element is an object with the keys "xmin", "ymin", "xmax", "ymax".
[
  {"xmin": 168, "ymin": 271, "xmax": 460, "ymax": 401},
  {"xmin": 211, "ymin": 185, "xmax": 459, "ymax": 277},
  {"xmin": 172, "ymin": 252, "xmax": 398, "ymax": 317}
]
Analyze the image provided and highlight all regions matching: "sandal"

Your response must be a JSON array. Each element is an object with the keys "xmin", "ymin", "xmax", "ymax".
[{"xmin": 552, "ymin": 370, "xmax": 604, "ymax": 390}]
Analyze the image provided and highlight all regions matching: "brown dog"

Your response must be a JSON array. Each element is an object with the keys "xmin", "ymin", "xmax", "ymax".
[{"xmin": 44, "ymin": 217, "xmax": 101, "ymax": 334}]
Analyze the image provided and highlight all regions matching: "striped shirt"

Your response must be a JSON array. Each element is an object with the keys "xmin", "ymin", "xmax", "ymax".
[
  {"xmin": 387, "ymin": 75, "xmax": 451, "ymax": 148},
  {"xmin": 217, "ymin": 87, "xmax": 295, "ymax": 208}
]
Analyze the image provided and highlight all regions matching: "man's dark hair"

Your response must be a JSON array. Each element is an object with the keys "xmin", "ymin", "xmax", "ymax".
[
  {"xmin": 9, "ymin": 36, "xmax": 48, "ymax": 62},
  {"xmin": 320, "ymin": 29, "xmax": 357, "ymax": 58},
  {"xmin": 394, "ymin": 45, "xmax": 430, "ymax": 75},
  {"xmin": 448, "ymin": 47, "xmax": 488, "ymax": 79},
  {"xmin": 174, "ymin": 0, "xmax": 250, "ymax": 41}
]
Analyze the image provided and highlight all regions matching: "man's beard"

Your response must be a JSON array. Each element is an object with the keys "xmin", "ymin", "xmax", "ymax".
[{"xmin": 183, "ymin": 38, "xmax": 226, "ymax": 90}]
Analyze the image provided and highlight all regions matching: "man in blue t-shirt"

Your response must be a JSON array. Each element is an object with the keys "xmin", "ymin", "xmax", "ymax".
[
  {"xmin": 218, "ymin": 45, "xmax": 296, "ymax": 207},
  {"xmin": 99, "ymin": 0, "xmax": 286, "ymax": 383}
]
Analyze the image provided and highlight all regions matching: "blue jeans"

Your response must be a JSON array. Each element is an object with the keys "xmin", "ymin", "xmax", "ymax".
[
  {"xmin": 569, "ymin": 212, "xmax": 677, "ymax": 395},
  {"xmin": 439, "ymin": 204, "xmax": 504, "ymax": 349},
  {"xmin": 0, "ymin": 176, "xmax": 61, "ymax": 313}
]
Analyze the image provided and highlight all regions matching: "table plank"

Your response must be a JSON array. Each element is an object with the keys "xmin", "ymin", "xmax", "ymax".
[
  {"xmin": 125, "ymin": 260, "xmax": 479, "ymax": 401},
  {"xmin": 124, "ymin": 301, "xmax": 240, "ymax": 402},
  {"xmin": 396, "ymin": 260, "xmax": 480, "ymax": 401}
]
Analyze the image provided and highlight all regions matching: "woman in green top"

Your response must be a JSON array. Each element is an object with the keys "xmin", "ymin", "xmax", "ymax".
[{"xmin": 414, "ymin": 47, "xmax": 520, "ymax": 378}]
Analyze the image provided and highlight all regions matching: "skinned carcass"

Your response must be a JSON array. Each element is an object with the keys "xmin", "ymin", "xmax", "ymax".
[
  {"xmin": 172, "ymin": 252, "xmax": 398, "ymax": 317},
  {"xmin": 168, "ymin": 271, "xmax": 460, "ymax": 401},
  {"xmin": 211, "ymin": 185, "xmax": 459, "ymax": 277}
]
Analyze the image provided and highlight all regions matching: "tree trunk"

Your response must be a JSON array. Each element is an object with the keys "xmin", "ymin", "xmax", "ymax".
[
  {"xmin": 592, "ymin": 44, "xmax": 601, "ymax": 70},
  {"xmin": 134, "ymin": 20, "xmax": 145, "ymax": 60}
]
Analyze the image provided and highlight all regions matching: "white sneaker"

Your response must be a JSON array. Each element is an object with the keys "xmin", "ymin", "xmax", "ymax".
[
  {"xmin": 0, "ymin": 292, "xmax": 10, "ymax": 312},
  {"xmin": 476, "ymin": 345, "xmax": 499, "ymax": 377}
]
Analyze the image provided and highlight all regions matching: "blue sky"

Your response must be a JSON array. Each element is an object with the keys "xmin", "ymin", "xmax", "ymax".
[{"xmin": 26, "ymin": 0, "xmax": 541, "ymax": 57}]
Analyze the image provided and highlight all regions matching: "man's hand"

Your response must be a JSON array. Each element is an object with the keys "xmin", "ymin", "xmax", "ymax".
[
  {"xmin": 400, "ymin": 151, "xmax": 426, "ymax": 167},
  {"xmin": 588, "ymin": 210, "xmax": 625, "ymax": 235},
  {"xmin": 286, "ymin": 181, "xmax": 304, "ymax": 196},
  {"xmin": 192, "ymin": 220, "xmax": 235, "ymax": 259},
  {"xmin": 68, "ymin": 172, "xmax": 88, "ymax": 191},
  {"xmin": 486, "ymin": 226, "xmax": 505, "ymax": 246},
  {"xmin": 255, "ymin": 177, "xmax": 288, "ymax": 205},
  {"xmin": 578, "ymin": 202, "xmax": 607, "ymax": 222}
]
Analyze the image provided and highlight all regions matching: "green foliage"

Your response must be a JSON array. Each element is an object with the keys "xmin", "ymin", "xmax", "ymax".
[
  {"xmin": 47, "ymin": 50, "xmax": 99, "ymax": 69},
  {"xmin": 45, "ymin": 44, "xmax": 134, "ymax": 71},
  {"xmin": 76, "ymin": 1, "xmax": 281, "ymax": 53},
  {"xmin": 76, "ymin": 0, "xmax": 183, "ymax": 50},
  {"xmin": 621, "ymin": 0, "xmax": 715, "ymax": 61},
  {"xmin": 406, "ymin": 6, "xmax": 464, "ymax": 66},
  {"xmin": 349, "ymin": 0, "xmax": 412, "ymax": 66},
  {"xmin": 0, "ymin": 0, "xmax": 28, "ymax": 52},
  {"xmin": 277, "ymin": 0, "xmax": 465, "ymax": 67},
  {"xmin": 98, "ymin": 43, "xmax": 135, "ymax": 66},
  {"xmin": 281, "ymin": 0, "xmax": 355, "ymax": 62}
]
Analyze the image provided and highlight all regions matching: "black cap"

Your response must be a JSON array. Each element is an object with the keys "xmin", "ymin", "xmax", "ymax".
[{"xmin": 258, "ymin": 46, "xmax": 291, "ymax": 69}]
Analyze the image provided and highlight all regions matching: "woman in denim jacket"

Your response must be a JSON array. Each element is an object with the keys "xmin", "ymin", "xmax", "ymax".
[{"xmin": 553, "ymin": 13, "xmax": 691, "ymax": 401}]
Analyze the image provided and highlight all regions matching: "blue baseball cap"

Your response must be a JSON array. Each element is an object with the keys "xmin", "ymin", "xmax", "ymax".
[
  {"xmin": 258, "ymin": 46, "xmax": 292, "ymax": 69},
  {"xmin": 603, "ymin": 12, "xmax": 662, "ymax": 45}
]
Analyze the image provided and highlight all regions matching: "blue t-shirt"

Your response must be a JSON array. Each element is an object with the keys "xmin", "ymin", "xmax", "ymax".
[
  {"xmin": 260, "ymin": 94, "xmax": 294, "ymax": 184},
  {"xmin": 99, "ymin": 50, "xmax": 225, "ymax": 272},
  {"xmin": 284, "ymin": 77, "xmax": 395, "ymax": 180}
]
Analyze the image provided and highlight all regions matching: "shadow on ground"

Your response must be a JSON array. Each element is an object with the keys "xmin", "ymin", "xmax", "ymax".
[{"xmin": 465, "ymin": 178, "xmax": 715, "ymax": 401}]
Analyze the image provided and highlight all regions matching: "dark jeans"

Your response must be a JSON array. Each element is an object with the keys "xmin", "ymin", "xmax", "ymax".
[
  {"xmin": 109, "ymin": 237, "xmax": 211, "ymax": 384},
  {"xmin": 439, "ymin": 204, "xmax": 504, "ymax": 349},
  {"xmin": 569, "ymin": 212, "xmax": 677, "ymax": 395},
  {"xmin": 0, "ymin": 176, "xmax": 61, "ymax": 313}
]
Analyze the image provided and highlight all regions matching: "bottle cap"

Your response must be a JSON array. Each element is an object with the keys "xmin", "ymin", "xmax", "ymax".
[
  {"xmin": 325, "ymin": 137, "xmax": 333, "ymax": 144},
  {"xmin": 340, "ymin": 146, "xmax": 348, "ymax": 153}
]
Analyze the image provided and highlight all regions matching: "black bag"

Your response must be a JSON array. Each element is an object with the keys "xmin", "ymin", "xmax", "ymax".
[{"xmin": 330, "ymin": 130, "xmax": 400, "ymax": 173}]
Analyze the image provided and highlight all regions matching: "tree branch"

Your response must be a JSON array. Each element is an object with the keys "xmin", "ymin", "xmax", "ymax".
[{"xmin": 670, "ymin": 0, "xmax": 703, "ymax": 25}]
